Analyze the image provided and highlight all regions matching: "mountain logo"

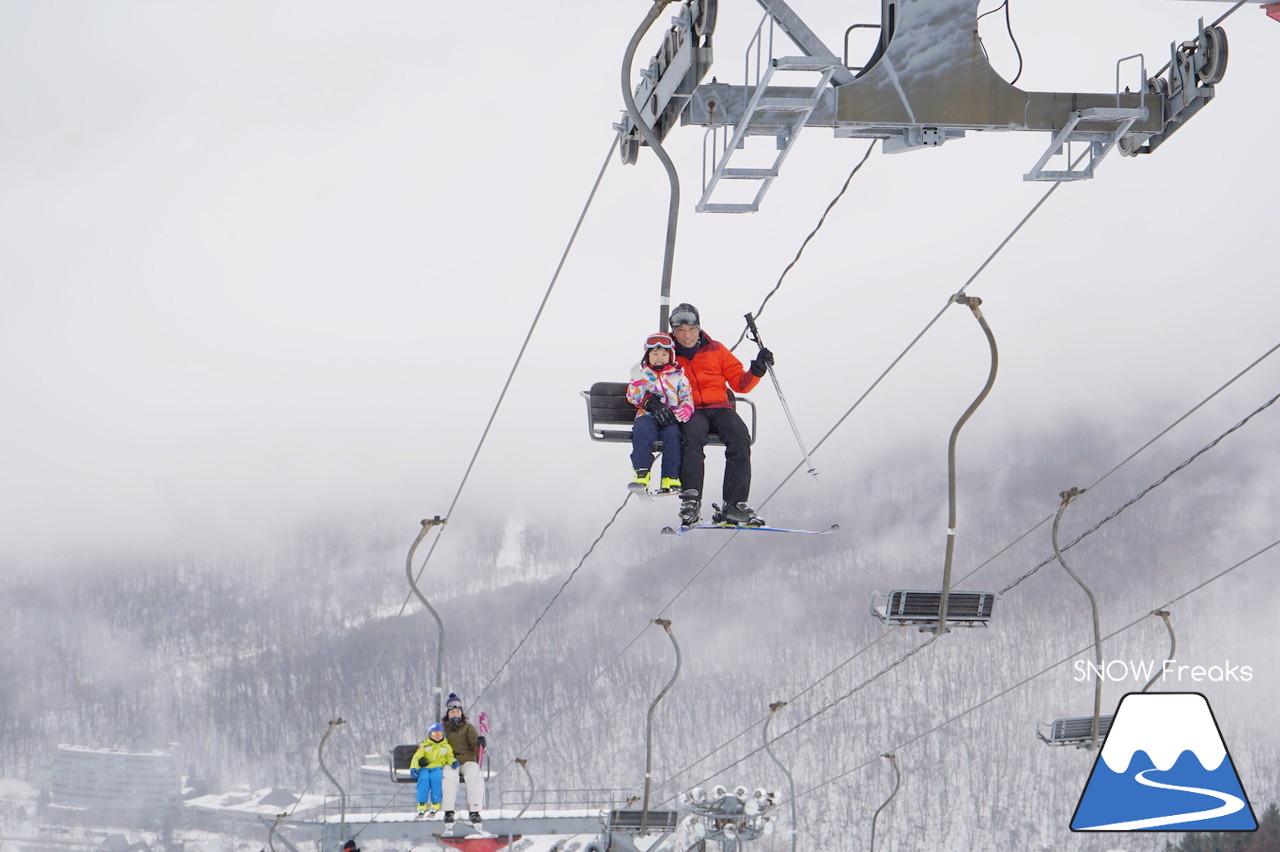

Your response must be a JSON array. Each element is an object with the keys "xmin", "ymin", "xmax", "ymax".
[{"xmin": 1071, "ymin": 692, "xmax": 1257, "ymax": 832}]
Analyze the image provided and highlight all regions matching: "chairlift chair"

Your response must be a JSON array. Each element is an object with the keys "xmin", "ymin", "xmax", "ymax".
[
  {"xmin": 389, "ymin": 744, "xmax": 419, "ymax": 784},
  {"xmin": 870, "ymin": 589, "xmax": 998, "ymax": 630},
  {"xmin": 1037, "ymin": 715, "xmax": 1115, "ymax": 748},
  {"xmin": 581, "ymin": 381, "xmax": 757, "ymax": 446}
]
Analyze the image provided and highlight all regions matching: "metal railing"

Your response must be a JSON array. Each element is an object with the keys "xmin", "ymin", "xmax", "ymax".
[{"xmin": 497, "ymin": 788, "xmax": 632, "ymax": 812}]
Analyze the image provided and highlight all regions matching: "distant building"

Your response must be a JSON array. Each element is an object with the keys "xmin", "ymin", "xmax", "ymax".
[
  {"xmin": 182, "ymin": 787, "xmax": 326, "ymax": 839},
  {"xmin": 357, "ymin": 755, "xmax": 402, "ymax": 800},
  {"xmin": 49, "ymin": 744, "xmax": 182, "ymax": 827}
]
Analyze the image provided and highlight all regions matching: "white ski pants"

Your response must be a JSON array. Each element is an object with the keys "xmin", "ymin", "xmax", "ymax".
[{"xmin": 442, "ymin": 760, "xmax": 484, "ymax": 811}]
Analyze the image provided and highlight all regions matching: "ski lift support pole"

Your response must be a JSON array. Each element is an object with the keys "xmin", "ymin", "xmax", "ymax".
[
  {"xmin": 318, "ymin": 718, "xmax": 348, "ymax": 843},
  {"xmin": 642, "ymin": 619, "xmax": 681, "ymax": 833},
  {"xmin": 509, "ymin": 758, "xmax": 535, "ymax": 851},
  {"xmin": 407, "ymin": 516, "xmax": 447, "ymax": 719},
  {"xmin": 934, "ymin": 296, "xmax": 997, "ymax": 634},
  {"xmin": 621, "ymin": 0, "xmax": 680, "ymax": 331},
  {"xmin": 1052, "ymin": 487, "xmax": 1105, "ymax": 750},
  {"xmin": 763, "ymin": 702, "xmax": 797, "ymax": 852},
  {"xmin": 267, "ymin": 812, "xmax": 287, "ymax": 852},
  {"xmin": 1142, "ymin": 609, "xmax": 1176, "ymax": 693},
  {"xmin": 868, "ymin": 753, "xmax": 900, "ymax": 852},
  {"xmin": 744, "ymin": 312, "xmax": 818, "ymax": 476}
]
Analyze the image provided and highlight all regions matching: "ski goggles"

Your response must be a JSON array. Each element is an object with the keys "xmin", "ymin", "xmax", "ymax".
[
  {"xmin": 669, "ymin": 311, "xmax": 698, "ymax": 328},
  {"xmin": 646, "ymin": 333, "xmax": 675, "ymax": 349}
]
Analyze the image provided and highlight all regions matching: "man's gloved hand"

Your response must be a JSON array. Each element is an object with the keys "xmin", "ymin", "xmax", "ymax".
[
  {"xmin": 644, "ymin": 395, "xmax": 679, "ymax": 428},
  {"xmin": 750, "ymin": 347, "xmax": 774, "ymax": 377}
]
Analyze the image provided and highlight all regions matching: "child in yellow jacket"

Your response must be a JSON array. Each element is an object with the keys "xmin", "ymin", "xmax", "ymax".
[{"xmin": 410, "ymin": 723, "xmax": 456, "ymax": 817}]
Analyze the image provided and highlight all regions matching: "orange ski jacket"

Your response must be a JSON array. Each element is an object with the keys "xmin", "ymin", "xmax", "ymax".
[{"xmin": 674, "ymin": 332, "xmax": 761, "ymax": 409}]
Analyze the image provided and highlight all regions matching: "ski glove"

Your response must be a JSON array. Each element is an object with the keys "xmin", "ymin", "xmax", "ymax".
[
  {"xmin": 749, "ymin": 347, "xmax": 775, "ymax": 377},
  {"xmin": 643, "ymin": 395, "xmax": 679, "ymax": 428},
  {"xmin": 477, "ymin": 736, "xmax": 486, "ymax": 748},
  {"xmin": 410, "ymin": 768, "xmax": 419, "ymax": 780},
  {"xmin": 451, "ymin": 762, "xmax": 459, "ymax": 769},
  {"xmin": 675, "ymin": 403, "xmax": 694, "ymax": 423}
]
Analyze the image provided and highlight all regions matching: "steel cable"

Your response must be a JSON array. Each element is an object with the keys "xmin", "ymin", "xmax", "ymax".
[{"xmin": 788, "ymin": 536, "xmax": 1280, "ymax": 803}]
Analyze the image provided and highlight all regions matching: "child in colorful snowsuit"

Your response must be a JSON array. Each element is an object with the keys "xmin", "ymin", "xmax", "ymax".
[
  {"xmin": 626, "ymin": 332, "xmax": 694, "ymax": 492},
  {"xmin": 410, "ymin": 723, "xmax": 455, "ymax": 818}
]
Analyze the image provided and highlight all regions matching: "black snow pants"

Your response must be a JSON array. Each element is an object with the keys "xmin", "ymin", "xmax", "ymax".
[{"xmin": 679, "ymin": 407, "xmax": 752, "ymax": 505}]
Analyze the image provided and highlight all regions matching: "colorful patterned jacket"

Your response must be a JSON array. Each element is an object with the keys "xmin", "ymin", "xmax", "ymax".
[{"xmin": 626, "ymin": 361, "xmax": 693, "ymax": 418}]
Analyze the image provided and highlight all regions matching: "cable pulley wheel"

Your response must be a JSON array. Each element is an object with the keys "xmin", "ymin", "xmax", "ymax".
[
  {"xmin": 620, "ymin": 134, "xmax": 640, "ymax": 165},
  {"xmin": 1197, "ymin": 25, "xmax": 1228, "ymax": 85},
  {"xmin": 693, "ymin": 0, "xmax": 717, "ymax": 38}
]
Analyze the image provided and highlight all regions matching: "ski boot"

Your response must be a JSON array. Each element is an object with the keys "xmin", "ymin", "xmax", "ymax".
[
  {"xmin": 678, "ymin": 492, "xmax": 701, "ymax": 527},
  {"xmin": 628, "ymin": 468, "xmax": 651, "ymax": 495},
  {"xmin": 714, "ymin": 502, "xmax": 765, "ymax": 527},
  {"xmin": 415, "ymin": 808, "xmax": 427, "ymax": 820},
  {"xmin": 442, "ymin": 811, "xmax": 456, "ymax": 834},
  {"xmin": 428, "ymin": 805, "xmax": 443, "ymax": 820},
  {"xmin": 469, "ymin": 811, "xmax": 483, "ymax": 831},
  {"xmin": 658, "ymin": 476, "xmax": 682, "ymax": 494}
]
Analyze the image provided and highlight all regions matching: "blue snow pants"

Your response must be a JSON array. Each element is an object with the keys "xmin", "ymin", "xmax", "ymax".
[
  {"xmin": 630, "ymin": 413, "xmax": 683, "ymax": 479},
  {"xmin": 416, "ymin": 766, "xmax": 443, "ymax": 806}
]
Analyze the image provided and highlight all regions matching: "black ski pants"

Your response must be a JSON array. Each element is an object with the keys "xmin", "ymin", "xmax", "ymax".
[{"xmin": 679, "ymin": 407, "xmax": 752, "ymax": 505}]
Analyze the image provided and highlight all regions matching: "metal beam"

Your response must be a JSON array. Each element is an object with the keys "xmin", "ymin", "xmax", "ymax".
[{"xmin": 751, "ymin": 0, "xmax": 855, "ymax": 85}]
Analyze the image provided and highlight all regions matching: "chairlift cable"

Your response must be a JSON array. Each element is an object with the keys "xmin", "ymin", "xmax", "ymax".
[
  {"xmin": 728, "ymin": 141, "xmax": 877, "ymax": 354},
  {"xmin": 655, "ymin": 634, "xmax": 940, "ymax": 807},
  {"xmin": 998, "ymin": 387, "xmax": 1280, "ymax": 594},
  {"xmin": 952, "ymin": 338, "xmax": 1280, "ymax": 590},
  {"xmin": 496, "ymin": 152, "xmax": 1084, "ymax": 783},
  {"xmin": 1152, "ymin": 1, "xmax": 1247, "ymax": 81},
  {"xmin": 338, "ymin": 135, "xmax": 619, "ymax": 710},
  {"xmin": 785, "ymin": 536, "xmax": 1280, "ymax": 805},
  {"xmin": 651, "ymin": 631, "xmax": 898, "ymax": 797},
  {"xmin": 752, "ymin": 151, "xmax": 1081, "ymax": 516},
  {"xmin": 652, "ymin": 385, "xmax": 1280, "ymax": 799},
  {"xmin": 488, "ymin": 527, "xmax": 749, "ymax": 783},
  {"xmin": 472, "ymin": 492, "xmax": 636, "ymax": 707}
]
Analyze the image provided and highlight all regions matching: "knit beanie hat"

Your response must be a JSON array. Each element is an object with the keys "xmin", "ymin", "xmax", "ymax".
[
  {"xmin": 445, "ymin": 693, "xmax": 463, "ymax": 711},
  {"xmin": 669, "ymin": 303, "xmax": 700, "ymax": 329}
]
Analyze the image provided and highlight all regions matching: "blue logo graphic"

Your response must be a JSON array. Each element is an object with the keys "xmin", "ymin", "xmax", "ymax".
[{"xmin": 1072, "ymin": 692, "xmax": 1257, "ymax": 832}]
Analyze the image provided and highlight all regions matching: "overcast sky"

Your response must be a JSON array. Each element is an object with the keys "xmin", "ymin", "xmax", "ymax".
[{"xmin": 1, "ymin": 0, "xmax": 1277, "ymax": 564}]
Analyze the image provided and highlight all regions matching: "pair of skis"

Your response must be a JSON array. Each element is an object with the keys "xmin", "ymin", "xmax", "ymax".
[
  {"xmin": 661, "ymin": 521, "xmax": 839, "ymax": 536},
  {"xmin": 627, "ymin": 483, "xmax": 829, "ymax": 532}
]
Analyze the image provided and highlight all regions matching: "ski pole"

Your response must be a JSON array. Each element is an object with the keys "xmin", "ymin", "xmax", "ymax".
[{"xmin": 744, "ymin": 312, "xmax": 818, "ymax": 477}]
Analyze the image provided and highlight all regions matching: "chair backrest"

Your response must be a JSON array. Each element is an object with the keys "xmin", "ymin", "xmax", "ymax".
[
  {"xmin": 582, "ymin": 382, "xmax": 757, "ymax": 445},
  {"xmin": 390, "ymin": 744, "xmax": 419, "ymax": 783},
  {"xmin": 607, "ymin": 809, "xmax": 680, "ymax": 832},
  {"xmin": 873, "ymin": 590, "xmax": 996, "ymax": 626}
]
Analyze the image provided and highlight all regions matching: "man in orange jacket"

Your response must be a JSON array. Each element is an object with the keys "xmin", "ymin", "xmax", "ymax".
[{"xmin": 669, "ymin": 303, "xmax": 773, "ymax": 527}]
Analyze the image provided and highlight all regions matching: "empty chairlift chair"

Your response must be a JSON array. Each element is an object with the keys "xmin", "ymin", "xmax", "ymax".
[
  {"xmin": 606, "ymin": 808, "xmax": 680, "ymax": 833},
  {"xmin": 870, "ymin": 589, "xmax": 999, "ymax": 630},
  {"xmin": 581, "ymin": 382, "xmax": 757, "ymax": 445},
  {"xmin": 1038, "ymin": 715, "xmax": 1115, "ymax": 748}
]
